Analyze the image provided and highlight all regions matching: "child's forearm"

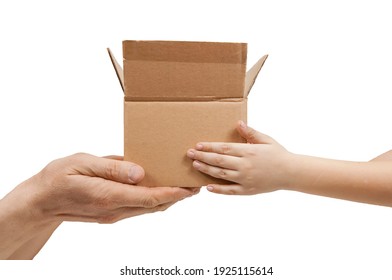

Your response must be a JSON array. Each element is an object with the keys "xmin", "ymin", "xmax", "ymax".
[{"xmin": 287, "ymin": 154, "xmax": 392, "ymax": 206}]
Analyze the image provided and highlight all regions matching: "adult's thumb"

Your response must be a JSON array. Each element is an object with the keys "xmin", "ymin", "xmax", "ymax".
[{"xmin": 73, "ymin": 153, "xmax": 145, "ymax": 184}]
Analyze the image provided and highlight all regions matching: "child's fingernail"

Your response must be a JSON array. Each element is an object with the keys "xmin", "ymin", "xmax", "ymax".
[
  {"xmin": 196, "ymin": 143, "xmax": 203, "ymax": 150},
  {"xmin": 187, "ymin": 150, "xmax": 195, "ymax": 158},
  {"xmin": 193, "ymin": 161, "xmax": 201, "ymax": 169},
  {"xmin": 206, "ymin": 185, "xmax": 214, "ymax": 191},
  {"xmin": 239, "ymin": 120, "xmax": 246, "ymax": 129}
]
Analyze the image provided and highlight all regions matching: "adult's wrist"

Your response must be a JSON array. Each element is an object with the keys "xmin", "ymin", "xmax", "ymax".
[{"xmin": 12, "ymin": 174, "xmax": 59, "ymax": 227}]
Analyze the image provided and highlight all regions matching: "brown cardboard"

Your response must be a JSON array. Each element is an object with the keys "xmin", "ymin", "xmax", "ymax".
[{"xmin": 108, "ymin": 40, "xmax": 267, "ymax": 187}]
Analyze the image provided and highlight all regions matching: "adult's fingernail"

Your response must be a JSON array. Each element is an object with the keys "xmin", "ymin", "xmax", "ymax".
[
  {"xmin": 193, "ymin": 188, "xmax": 201, "ymax": 194},
  {"xmin": 239, "ymin": 120, "xmax": 246, "ymax": 129}
]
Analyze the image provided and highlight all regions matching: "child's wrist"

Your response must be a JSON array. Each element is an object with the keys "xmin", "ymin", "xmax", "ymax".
[{"xmin": 281, "ymin": 153, "xmax": 304, "ymax": 191}]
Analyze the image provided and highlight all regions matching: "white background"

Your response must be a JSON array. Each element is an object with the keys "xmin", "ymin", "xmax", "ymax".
[{"xmin": 1, "ymin": 0, "xmax": 392, "ymax": 279}]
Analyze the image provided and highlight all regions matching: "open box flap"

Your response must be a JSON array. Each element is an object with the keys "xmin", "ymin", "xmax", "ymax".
[
  {"xmin": 122, "ymin": 40, "xmax": 247, "ymax": 65},
  {"xmin": 108, "ymin": 43, "xmax": 268, "ymax": 100},
  {"xmin": 245, "ymin": 54, "xmax": 268, "ymax": 97},
  {"xmin": 122, "ymin": 40, "xmax": 247, "ymax": 99},
  {"xmin": 107, "ymin": 48, "xmax": 124, "ymax": 92}
]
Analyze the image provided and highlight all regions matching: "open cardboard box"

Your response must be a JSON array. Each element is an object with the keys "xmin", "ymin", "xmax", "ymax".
[{"xmin": 108, "ymin": 40, "xmax": 268, "ymax": 187}]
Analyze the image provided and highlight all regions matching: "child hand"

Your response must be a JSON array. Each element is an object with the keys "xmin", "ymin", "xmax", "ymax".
[{"xmin": 187, "ymin": 121, "xmax": 295, "ymax": 195}]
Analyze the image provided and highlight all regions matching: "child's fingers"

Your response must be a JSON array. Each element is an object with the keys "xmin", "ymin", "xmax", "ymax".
[
  {"xmin": 187, "ymin": 149, "xmax": 241, "ymax": 170},
  {"xmin": 192, "ymin": 160, "xmax": 239, "ymax": 182},
  {"xmin": 206, "ymin": 184, "xmax": 244, "ymax": 195},
  {"xmin": 194, "ymin": 142, "xmax": 246, "ymax": 156}
]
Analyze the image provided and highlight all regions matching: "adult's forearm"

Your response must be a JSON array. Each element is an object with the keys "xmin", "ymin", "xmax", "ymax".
[
  {"xmin": 287, "ymin": 154, "xmax": 392, "ymax": 206},
  {"xmin": 7, "ymin": 221, "xmax": 61, "ymax": 260},
  {"xmin": 0, "ymin": 178, "xmax": 57, "ymax": 259}
]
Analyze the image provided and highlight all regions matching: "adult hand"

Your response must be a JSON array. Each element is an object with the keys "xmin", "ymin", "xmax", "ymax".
[
  {"xmin": 27, "ymin": 153, "xmax": 198, "ymax": 223},
  {"xmin": 0, "ymin": 153, "xmax": 198, "ymax": 259}
]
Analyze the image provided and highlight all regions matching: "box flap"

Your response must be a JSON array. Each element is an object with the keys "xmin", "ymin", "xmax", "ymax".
[
  {"xmin": 123, "ymin": 40, "xmax": 247, "ymax": 63},
  {"xmin": 244, "ymin": 54, "xmax": 268, "ymax": 97},
  {"xmin": 107, "ymin": 48, "xmax": 124, "ymax": 92},
  {"xmin": 122, "ymin": 40, "xmax": 247, "ymax": 100}
]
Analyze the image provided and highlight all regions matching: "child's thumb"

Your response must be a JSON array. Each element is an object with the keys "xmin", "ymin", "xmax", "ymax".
[{"xmin": 236, "ymin": 121, "xmax": 274, "ymax": 144}]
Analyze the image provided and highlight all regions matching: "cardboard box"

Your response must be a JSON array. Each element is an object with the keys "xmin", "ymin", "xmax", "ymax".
[{"xmin": 108, "ymin": 40, "xmax": 267, "ymax": 187}]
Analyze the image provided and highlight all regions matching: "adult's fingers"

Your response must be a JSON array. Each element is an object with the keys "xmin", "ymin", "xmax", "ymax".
[
  {"xmin": 103, "ymin": 202, "xmax": 177, "ymax": 224},
  {"xmin": 187, "ymin": 149, "xmax": 241, "ymax": 170},
  {"xmin": 113, "ymin": 185, "xmax": 198, "ymax": 208},
  {"xmin": 72, "ymin": 176, "xmax": 197, "ymax": 208},
  {"xmin": 57, "ymin": 202, "xmax": 177, "ymax": 224},
  {"xmin": 69, "ymin": 153, "xmax": 145, "ymax": 184},
  {"xmin": 206, "ymin": 184, "xmax": 244, "ymax": 195},
  {"xmin": 103, "ymin": 155, "xmax": 124, "ymax": 161}
]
